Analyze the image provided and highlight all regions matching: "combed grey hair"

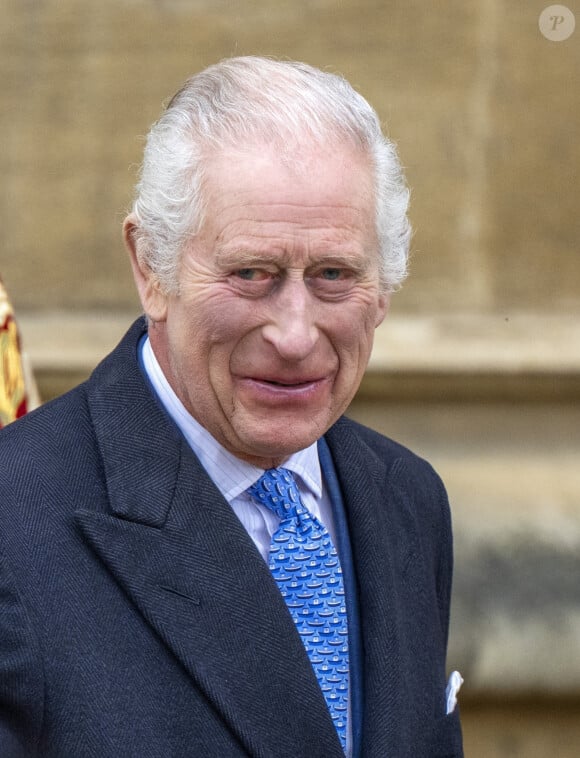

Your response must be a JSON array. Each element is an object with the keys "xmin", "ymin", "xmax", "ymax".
[{"xmin": 130, "ymin": 56, "xmax": 411, "ymax": 292}]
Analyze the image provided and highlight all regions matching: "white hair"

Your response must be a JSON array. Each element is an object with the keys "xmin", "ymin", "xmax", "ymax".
[{"xmin": 131, "ymin": 56, "xmax": 411, "ymax": 292}]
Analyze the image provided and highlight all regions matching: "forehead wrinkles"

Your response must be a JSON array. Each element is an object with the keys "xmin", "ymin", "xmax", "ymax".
[
  {"xmin": 210, "ymin": 208, "xmax": 377, "ymax": 272},
  {"xmin": 199, "ymin": 143, "xmax": 378, "ymax": 256},
  {"xmin": 209, "ymin": 201, "xmax": 375, "ymax": 248},
  {"xmin": 214, "ymin": 217, "xmax": 371, "ymax": 257},
  {"xmin": 214, "ymin": 198, "xmax": 371, "ymax": 224}
]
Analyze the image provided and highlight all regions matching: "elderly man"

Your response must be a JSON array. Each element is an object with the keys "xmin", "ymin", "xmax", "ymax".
[{"xmin": 0, "ymin": 58, "xmax": 463, "ymax": 757}]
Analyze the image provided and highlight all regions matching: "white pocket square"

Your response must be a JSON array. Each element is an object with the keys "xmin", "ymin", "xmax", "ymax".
[{"xmin": 445, "ymin": 670, "xmax": 464, "ymax": 714}]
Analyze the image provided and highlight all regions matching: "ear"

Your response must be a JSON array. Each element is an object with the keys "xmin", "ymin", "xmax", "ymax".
[
  {"xmin": 123, "ymin": 214, "xmax": 168, "ymax": 322},
  {"xmin": 375, "ymin": 291, "xmax": 390, "ymax": 328}
]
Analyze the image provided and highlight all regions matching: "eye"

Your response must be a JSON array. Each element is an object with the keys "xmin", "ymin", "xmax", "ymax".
[
  {"xmin": 236, "ymin": 268, "xmax": 268, "ymax": 281},
  {"xmin": 236, "ymin": 268, "xmax": 259, "ymax": 282},
  {"xmin": 228, "ymin": 267, "xmax": 277, "ymax": 297},
  {"xmin": 321, "ymin": 268, "xmax": 342, "ymax": 281},
  {"xmin": 308, "ymin": 265, "xmax": 357, "ymax": 298}
]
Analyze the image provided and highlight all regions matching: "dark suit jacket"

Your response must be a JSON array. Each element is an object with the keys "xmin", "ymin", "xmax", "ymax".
[{"xmin": 0, "ymin": 319, "xmax": 463, "ymax": 757}]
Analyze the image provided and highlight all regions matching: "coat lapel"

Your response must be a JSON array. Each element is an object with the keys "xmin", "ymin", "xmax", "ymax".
[
  {"xmin": 75, "ymin": 322, "xmax": 343, "ymax": 758},
  {"xmin": 325, "ymin": 419, "xmax": 408, "ymax": 757}
]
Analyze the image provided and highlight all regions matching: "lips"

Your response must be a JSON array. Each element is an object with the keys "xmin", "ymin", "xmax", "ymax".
[
  {"xmin": 236, "ymin": 374, "xmax": 331, "ymax": 403},
  {"xmin": 259, "ymin": 378, "xmax": 319, "ymax": 388},
  {"xmin": 250, "ymin": 376, "xmax": 324, "ymax": 392}
]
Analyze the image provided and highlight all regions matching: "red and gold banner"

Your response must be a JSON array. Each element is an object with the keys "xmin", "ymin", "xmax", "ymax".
[{"xmin": 0, "ymin": 279, "xmax": 28, "ymax": 428}]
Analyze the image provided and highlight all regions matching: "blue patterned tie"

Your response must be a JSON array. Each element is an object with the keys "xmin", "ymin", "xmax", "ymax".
[{"xmin": 248, "ymin": 467, "xmax": 349, "ymax": 751}]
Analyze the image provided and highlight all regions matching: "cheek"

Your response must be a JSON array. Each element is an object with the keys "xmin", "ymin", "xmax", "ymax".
[
  {"xmin": 178, "ymin": 289, "xmax": 257, "ymax": 344},
  {"xmin": 326, "ymin": 306, "xmax": 381, "ymax": 389},
  {"xmin": 329, "ymin": 297, "xmax": 381, "ymax": 349},
  {"xmin": 204, "ymin": 301, "xmax": 263, "ymax": 347},
  {"xmin": 193, "ymin": 296, "xmax": 265, "ymax": 382}
]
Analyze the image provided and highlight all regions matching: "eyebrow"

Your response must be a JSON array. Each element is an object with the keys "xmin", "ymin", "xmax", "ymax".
[
  {"xmin": 214, "ymin": 247, "xmax": 279, "ymax": 267},
  {"xmin": 214, "ymin": 246, "xmax": 373, "ymax": 272}
]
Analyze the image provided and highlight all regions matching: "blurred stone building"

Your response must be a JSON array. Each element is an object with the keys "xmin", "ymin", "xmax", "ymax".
[{"xmin": 2, "ymin": 1, "xmax": 579, "ymax": 754}]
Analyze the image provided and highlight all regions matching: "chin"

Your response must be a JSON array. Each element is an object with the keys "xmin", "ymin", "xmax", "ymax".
[{"xmin": 239, "ymin": 426, "xmax": 321, "ymax": 462}]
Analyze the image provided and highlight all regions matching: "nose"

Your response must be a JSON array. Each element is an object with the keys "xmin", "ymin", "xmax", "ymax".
[{"xmin": 261, "ymin": 279, "xmax": 319, "ymax": 361}]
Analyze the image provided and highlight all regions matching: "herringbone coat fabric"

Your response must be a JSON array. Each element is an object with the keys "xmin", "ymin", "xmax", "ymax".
[{"xmin": 0, "ymin": 318, "xmax": 463, "ymax": 757}]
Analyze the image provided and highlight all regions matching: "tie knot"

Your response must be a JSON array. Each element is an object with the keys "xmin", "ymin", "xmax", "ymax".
[{"xmin": 248, "ymin": 467, "xmax": 301, "ymax": 520}]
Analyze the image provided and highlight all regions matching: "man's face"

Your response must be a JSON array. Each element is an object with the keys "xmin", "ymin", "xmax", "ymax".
[{"xmin": 135, "ymin": 143, "xmax": 388, "ymax": 468}]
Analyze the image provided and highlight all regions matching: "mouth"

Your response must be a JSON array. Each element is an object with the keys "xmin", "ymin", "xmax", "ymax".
[
  {"xmin": 259, "ymin": 378, "xmax": 318, "ymax": 388},
  {"xmin": 237, "ymin": 375, "xmax": 330, "ymax": 401}
]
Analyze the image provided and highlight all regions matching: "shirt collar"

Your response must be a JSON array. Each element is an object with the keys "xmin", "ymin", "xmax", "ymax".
[{"xmin": 141, "ymin": 336, "xmax": 322, "ymax": 503}]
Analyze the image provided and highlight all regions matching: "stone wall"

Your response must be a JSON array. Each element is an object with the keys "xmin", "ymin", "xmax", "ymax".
[
  {"xmin": 2, "ymin": 0, "xmax": 579, "ymax": 313},
  {"xmin": 3, "ymin": 2, "xmax": 579, "ymax": 755}
]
